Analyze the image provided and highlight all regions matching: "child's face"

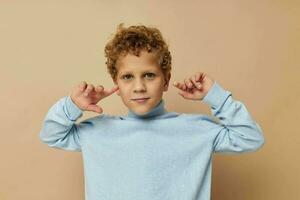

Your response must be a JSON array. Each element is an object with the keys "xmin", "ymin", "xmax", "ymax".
[{"xmin": 114, "ymin": 50, "xmax": 170, "ymax": 115}]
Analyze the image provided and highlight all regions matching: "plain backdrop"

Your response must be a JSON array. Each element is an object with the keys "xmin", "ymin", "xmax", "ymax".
[{"xmin": 1, "ymin": 0, "xmax": 299, "ymax": 199}]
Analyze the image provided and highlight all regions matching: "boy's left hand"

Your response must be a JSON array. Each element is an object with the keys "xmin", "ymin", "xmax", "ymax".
[{"xmin": 172, "ymin": 72, "xmax": 215, "ymax": 101}]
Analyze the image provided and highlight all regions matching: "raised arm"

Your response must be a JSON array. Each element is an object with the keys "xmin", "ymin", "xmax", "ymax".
[
  {"xmin": 39, "ymin": 96, "xmax": 84, "ymax": 152},
  {"xmin": 173, "ymin": 72, "xmax": 265, "ymax": 154},
  {"xmin": 202, "ymin": 82, "xmax": 265, "ymax": 154},
  {"xmin": 39, "ymin": 81, "xmax": 119, "ymax": 152}
]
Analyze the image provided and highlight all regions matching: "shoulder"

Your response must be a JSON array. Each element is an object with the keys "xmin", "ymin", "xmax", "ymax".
[
  {"xmin": 178, "ymin": 112, "xmax": 221, "ymax": 126},
  {"xmin": 77, "ymin": 113, "xmax": 117, "ymax": 127}
]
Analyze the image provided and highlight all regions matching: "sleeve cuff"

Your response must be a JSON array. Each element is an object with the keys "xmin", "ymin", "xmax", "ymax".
[
  {"xmin": 201, "ymin": 81, "xmax": 232, "ymax": 110},
  {"xmin": 64, "ymin": 96, "xmax": 83, "ymax": 120}
]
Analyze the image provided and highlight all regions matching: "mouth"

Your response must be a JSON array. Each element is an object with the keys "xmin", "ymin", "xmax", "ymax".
[{"xmin": 132, "ymin": 97, "xmax": 150, "ymax": 103}]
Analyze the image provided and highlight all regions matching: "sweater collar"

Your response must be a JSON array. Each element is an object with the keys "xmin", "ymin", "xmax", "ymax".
[{"xmin": 126, "ymin": 99, "xmax": 167, "ymax": 119}]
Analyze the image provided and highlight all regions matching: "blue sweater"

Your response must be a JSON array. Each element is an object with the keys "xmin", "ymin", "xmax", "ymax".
[{"xmin": 39, "ymin": 81, "xmax": 265, "ymax": 200}]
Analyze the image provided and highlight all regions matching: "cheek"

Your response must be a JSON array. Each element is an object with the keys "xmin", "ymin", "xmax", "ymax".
[
  {"xmin": 118, "ymin": 85, "xmax": 130, "ymax": 95},
  {"xmin": 153, "ymin": 80, "xmax": 165, "ymax": 91}
]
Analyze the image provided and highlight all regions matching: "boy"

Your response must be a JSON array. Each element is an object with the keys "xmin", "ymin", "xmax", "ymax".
[{"xmin": 39, "ymin": 23, "xmax": 265, "ymax": 200}]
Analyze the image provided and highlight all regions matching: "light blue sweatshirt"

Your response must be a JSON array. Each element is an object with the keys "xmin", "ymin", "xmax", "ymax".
[{"xmin": 39, "ymin": 81, "xmax": 265, "ymax": 200}]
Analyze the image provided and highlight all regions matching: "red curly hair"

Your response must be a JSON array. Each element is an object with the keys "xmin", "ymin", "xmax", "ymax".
[{"xmin": 104, "ymin": 23, "xmax": 172, "ymax": 83}]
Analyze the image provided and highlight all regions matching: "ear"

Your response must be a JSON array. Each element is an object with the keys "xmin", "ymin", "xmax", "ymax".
[
  {"xmin": 163, "ymin": 73, "xmax": 171, "ymax": 92},
  {"xmin": 113, "ymin": 79, "xmax": 121, "ymax": 96},
  {"xmin": 116, "ymin": 89, "xmax": 120, "ymax": 96}
]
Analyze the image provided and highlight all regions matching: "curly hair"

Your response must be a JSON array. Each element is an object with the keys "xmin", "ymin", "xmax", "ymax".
[{"xmin": 104, "ymin": 23, "xmax": 172, "ymax": 82}]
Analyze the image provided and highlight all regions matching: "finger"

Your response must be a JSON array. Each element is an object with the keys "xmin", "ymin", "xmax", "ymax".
[
  {"xmin": 179, "ymin": 81, "xmax": 186, "ymax": 91},
  {"xmin": 178, "ymin": 90, "xmax": 194, "ymax": 99},
  {"xmin": 95, "ymin": 85, "xmax": 104, "ymax": 93},
  {"xmin": 195, "ymin": 72, "xmax": 202, "ymax": 82},
  {"xmin": 79, "ymin": 81, "xmax": 87, "ymax": 92},
  {"xmin": 106, "ymin": 85, "xmax": 119, "ymax": 95},
  {"xmin": 110, "ymin": 85, "xmax": 119, "ymax": 93},
  {"xmin": 102, "ymin": 85, "xmax": 119, "ymax": 97},
  {"xmin": 172, "ymin": 81, "xmax": 179, "ymax": 88},
  {"xmin": 86, "ymin": 104, "xmax": 103, "ymax": 114},
  {"xmin": 196, "ymin": 72, "xmax": 205, "ymax": 82},
  {"xmin": 84, "ymin": 84, "xmax": 95, "ymax": 96},
  {"xmin": 184, "ymin": 78, "xmax": 193, "ymax": 89},
  {"xmin": 201, "ymin": 73, "xmax": 207, "ymax": 82},
  {"xmin": 172, "ymin": 81, "xmax": 186, "ymax": 91},
  {"xmin": 172, "ymin": 81, "xmax": 180, "ymax": 89},
  {"xmin": 190, "ymin": 76, "xmax": 201, "ymax": 89}
]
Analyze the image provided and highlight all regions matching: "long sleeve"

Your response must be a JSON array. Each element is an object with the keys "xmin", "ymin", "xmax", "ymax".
[
  {"xmin": 202, "ymin": 81, "xmax": 265, "ymax": 154},
  {"xmin": 39, "ymin": 96, "xmax": 84, "ymax": 152}
]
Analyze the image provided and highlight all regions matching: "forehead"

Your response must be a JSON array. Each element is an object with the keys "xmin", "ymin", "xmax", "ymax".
[{"xmin": 116, "ymin": 51, "xmax": 160, "ymax": 73}]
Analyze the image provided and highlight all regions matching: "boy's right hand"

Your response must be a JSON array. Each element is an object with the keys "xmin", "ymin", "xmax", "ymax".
[{"xmin": 70, "ymin": 81, "xmax": 119, "ymax": 114}]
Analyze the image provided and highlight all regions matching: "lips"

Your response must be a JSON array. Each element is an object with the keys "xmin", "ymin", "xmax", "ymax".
[{"xmin": 132, "ymin": 97, "xmax": 150, "ymax": 101}]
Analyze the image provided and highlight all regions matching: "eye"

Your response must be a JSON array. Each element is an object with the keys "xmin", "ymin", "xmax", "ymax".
[
  {"xmin": 122, "ymin": 74, "xmax": 132, "ymax": 80},
  {"xmin": 145, "ymin": 73, "xmax": 156, "ymax": 79},
  {"xmin": 121, "ymin": 73, "xmax": 156, "ymax": 80}
]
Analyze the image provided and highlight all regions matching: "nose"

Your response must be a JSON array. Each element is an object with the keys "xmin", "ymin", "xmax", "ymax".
[{"xmin": 133, "ymin": 79, "xmax": 146, "ymax": 93}]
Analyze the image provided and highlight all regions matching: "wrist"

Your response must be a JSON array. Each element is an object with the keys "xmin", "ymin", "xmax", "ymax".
[{"xmin": 70, "ymin": 95, "xmax": 85, "ymax": 111}]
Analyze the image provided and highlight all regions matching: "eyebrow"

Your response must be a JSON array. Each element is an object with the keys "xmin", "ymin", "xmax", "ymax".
[{"xmin": 119, "ymin": 70, "xmax": 157, "ymax": 76}]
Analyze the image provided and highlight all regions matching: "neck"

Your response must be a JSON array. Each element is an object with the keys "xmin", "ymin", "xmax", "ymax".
[{"xmin": 126, "ymin": 99, "xmax": 167, "ymax": 119}]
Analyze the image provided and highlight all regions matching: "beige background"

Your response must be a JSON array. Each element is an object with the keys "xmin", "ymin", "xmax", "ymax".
[{"xmin": 1, "ymin": 0, "xmax": 299, "ymax": 199}]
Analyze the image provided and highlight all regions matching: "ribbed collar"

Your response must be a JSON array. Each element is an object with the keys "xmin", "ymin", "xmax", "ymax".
[{"xmin": 126, "ymin": 99, "xmax": 167, "ymax": 119}]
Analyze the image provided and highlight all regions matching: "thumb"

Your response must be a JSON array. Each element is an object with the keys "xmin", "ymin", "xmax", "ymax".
[
  {"xmin": 178, "ymin": 90, "xmax": 193, "ymax": 99},
  {"xmin": 86, "ymin": 104, "xmax": 103, "ymax": 114}
]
